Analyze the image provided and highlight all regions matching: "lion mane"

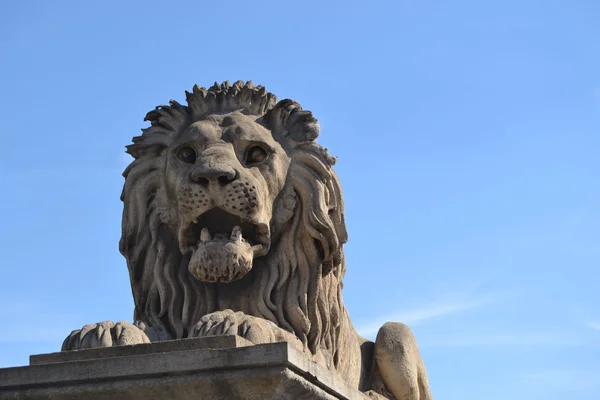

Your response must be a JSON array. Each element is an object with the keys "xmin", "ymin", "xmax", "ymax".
[{"xmin": 119, "ymin": 81, "xmax": 353, "ymax": 368}]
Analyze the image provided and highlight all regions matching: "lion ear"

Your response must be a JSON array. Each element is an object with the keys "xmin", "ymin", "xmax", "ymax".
[{"xmin": 263, "ymin": 99, "xmax": 320, "ymax": 142}]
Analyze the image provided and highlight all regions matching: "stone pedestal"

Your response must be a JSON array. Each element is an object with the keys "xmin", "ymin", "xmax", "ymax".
[{"xmin": 0, "ymin": 336, "xmax": 370, "ymax": 400}]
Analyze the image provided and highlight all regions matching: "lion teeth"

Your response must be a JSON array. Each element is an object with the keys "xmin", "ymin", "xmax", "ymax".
[
  {"xmin": 231, "ymin": 225, "xmax": 242, "ymax": 242},
  {"xmin": 200, "ymin": 227, "xmax": 211, "ymax": 242}
]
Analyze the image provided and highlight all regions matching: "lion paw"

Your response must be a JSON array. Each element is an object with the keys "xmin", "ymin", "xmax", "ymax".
[
  {"xmin": 189, "ymin": 310, "xmax": 288, "ymax": 345},
  {"xmin": 62, "ymin": 321, "xmax": 150, "ymax": 351},
  {"xmin": 189, "ymin": 310, "xmax": 242, "ymax": 337}
]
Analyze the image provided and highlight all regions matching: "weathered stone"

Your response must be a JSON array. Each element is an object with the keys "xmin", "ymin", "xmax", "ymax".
[
  {"xmin": 1, "ymin": 339, "xmax": 370, "ymax": 400},
  {"xmin": 11, "ymin": 81, "xmax": 432, "ymax": 399},
  {"xmin": 30, "ymin": 335, "xmax": 251, "ymax": 365}
]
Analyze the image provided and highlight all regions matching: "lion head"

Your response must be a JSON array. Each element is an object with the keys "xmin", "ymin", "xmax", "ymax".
[{"xmin": 120, "ymin": 81, "xmax": 350, "ymax": 364}]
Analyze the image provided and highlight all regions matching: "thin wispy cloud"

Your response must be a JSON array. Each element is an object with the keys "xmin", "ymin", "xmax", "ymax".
[
  {"xmin": 586, "ymin": 321, "xmax": 600, "ymax": 331},
  {"xmin": 569, "ymin": 308, "xmax": 600, "ymax": 332},
  {"xmin": 356, "ymin": 294, "xmax": 494, "ymax": 338},
  {"xmin": 355, "ymin": 277, "xmax": 502, "ymax": 338},
  {"xmin": 419, "ymin": 332, "xmax": 586, "ymax": 348}
]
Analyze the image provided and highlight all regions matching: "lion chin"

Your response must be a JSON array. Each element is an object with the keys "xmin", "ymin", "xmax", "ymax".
[
  {"xmin": 180, "ymin": 208, "xmax": 271, "ymax": 283},
  {"xmin": 61, "ymin": 81, "xmax": 433, "ymax": 400}
]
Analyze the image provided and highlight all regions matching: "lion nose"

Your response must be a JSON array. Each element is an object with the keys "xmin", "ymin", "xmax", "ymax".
[{"xmin": 190, "ymin": 164, "xmax": 239, "ymax": 187}]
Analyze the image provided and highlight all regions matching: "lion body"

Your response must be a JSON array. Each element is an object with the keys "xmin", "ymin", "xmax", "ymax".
[{"xmin": 62, "ymin": 81, "xmax": 432, "ymax": 399}]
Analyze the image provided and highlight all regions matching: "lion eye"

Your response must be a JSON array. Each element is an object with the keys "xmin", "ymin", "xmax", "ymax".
[
  {"xmin": 177, "ymin": 146, "xmax": 197, "ymax": 164},
  {"xmin": 245, "ymin": 145, "xmax": 269, "ymax": 165}
]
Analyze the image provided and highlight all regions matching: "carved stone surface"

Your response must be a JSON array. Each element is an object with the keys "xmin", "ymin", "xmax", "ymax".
[
  {"xmin": 56, "ymin": 81, "xmax": 432, "ymax": 399},
  {"xmin": 0, "ymin": 338, "xmax": 374, "ymax": 400},
  {"xmin": 30, "ymin": 335, "xmax": 252, "ymax": 365}
]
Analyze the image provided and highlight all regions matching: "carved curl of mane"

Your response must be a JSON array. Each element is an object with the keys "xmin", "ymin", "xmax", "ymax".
[{"xmin": 119, "ymin": 81, "xmax": 351, "ymax": 366}]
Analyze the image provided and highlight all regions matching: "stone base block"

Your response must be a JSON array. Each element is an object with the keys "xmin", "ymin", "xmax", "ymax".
[{"xmin": 0, "ymin": 336, "xmax": 369, "ymax": 400}]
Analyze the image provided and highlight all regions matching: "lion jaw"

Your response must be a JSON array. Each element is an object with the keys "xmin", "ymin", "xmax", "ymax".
[
  {"xmin": 188, "ymin": 236, "xmax": 254, "ymax": 283},
  {"xmin": 178, "ymin": 207, "xmax": 271, "ymax": 283}
]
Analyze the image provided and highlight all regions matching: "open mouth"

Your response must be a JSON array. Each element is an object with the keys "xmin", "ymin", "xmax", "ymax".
[{"xmin": 181, "ymin": 208, "xmax": 270, "ymax": 256}]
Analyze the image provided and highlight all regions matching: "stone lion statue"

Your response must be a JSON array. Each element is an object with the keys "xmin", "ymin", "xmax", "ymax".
[{"xmin": 62, "ymin": 81, "xmax": 432, "ymax": 400}]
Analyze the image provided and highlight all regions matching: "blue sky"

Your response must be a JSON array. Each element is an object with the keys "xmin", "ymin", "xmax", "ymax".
[{"xmin": 1, "ymin": 1, "xmax": 598, "ymax": 398}]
